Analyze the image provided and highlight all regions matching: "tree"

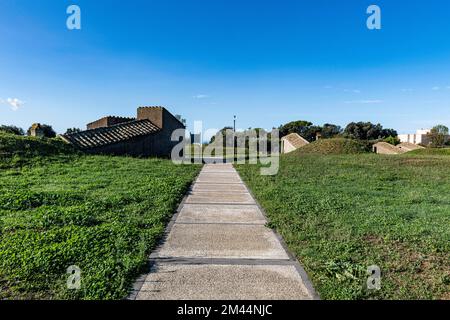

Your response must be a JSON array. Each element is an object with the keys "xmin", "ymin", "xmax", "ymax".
[
  {"xmin": 175, "ymin": 114, "xmax": 187, "ymax": 126},
  {"xmin": 278, "ymin": 120, "xmax": 313, "ymax": 138},
  {"xmin": 0, "ymin": 125, "xmax": 25, "ymax": 135},
  {"xmin": 279, "ymin": 121, "xmax": 343, "ymax": 142},
  {"xmin": 320, "ymin": 123, "xmax": 343, "ymax": 139},
  {"xmin": 344, "ymin": 122, "xmax": 397, "ymax": 140},
  {"xmin": 27, "ymin": 124, "xmax": 57, "ymax": 138},
  {"xmin": 209, "ymin": 127, "xmax": 233, "ymax": 144},
  {"xmin": 65, "ymin": 128, "xmax": 82, "ymax": 135},
  {"xmin": 428, "ymin": 125, "xmax": 449, "ymax": 148}
]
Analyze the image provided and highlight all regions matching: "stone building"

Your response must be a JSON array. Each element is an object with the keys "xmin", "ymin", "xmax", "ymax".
[
  {"xmin": 61, "ymin": 106, "xmax": 185, "ymax": 157},
  {"xmin": 281, "ymin": 133, "xmax": 310, "ymax": 154},
  {"xmin": 372, "ymin": 142, "xmax": 424, "ymax": 155},
  {"xmin": 29, "ymin": 123, "xmax": 45, "ymax": 138}
]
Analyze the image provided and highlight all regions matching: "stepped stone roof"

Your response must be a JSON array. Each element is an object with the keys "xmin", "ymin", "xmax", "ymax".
[
  {"xmin": 373, "ymin": 142, "xmax": 405, "ymax": 154},
  {"xmin": 281, "ymin": 133, "xmax": 310, "ymax": 148},
  {"xmin": 397, "ymin": 142, "xmax": 425, "ymax": 152},
  {"xmin": 61, "ymin": 119, "xmax": 160, "ymax": 149}
]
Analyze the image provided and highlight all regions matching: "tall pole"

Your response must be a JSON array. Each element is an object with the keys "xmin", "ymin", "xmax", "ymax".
[{"xmin": 233, "ymin": 115, "xmax": 236, "ymax": 132}]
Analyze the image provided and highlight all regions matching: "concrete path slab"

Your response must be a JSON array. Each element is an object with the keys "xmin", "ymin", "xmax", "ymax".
[
  {"xmin": 186, "ymin": 192, "xmax": 255, "ymax": 204},
  {"xmin": 131, "ymin": 164, "xmax": 317, "ymax": 300},
  {"xmin": 196, "ymin": 173, "xmax": 242, "ymax": 184},
  {"xmin": 177, "ymin": 204, "xmax": 266, "ymax": 224},
  {"xmin": 135, "ymin": 264, "xmax": 312, "ymax": 300},
  {"xmin": 152, "ymin": 223, "xmax": 289, "ymax": 259},
  {"xmin": 192, "ymin": 183, "xmax": 248, "ymax": 192}
]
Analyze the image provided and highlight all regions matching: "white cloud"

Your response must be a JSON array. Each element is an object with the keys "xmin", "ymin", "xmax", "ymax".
[
  {"xmin": 193, "ymin": 94, "xmax": 209, "ymax": 99},
  {"xmin": 0, "ymin": 97, "xmax": 25, "ymax": 111},
  {"xmin": 324, "ymin": 85, "xmax": 333, "ymax": 89},
  {"xmin": 345, "ymin": 99, "xmax": 383, "ymax": 104},
  {"xmin": 432, "ymin": 86, "xmax": 441, "ymax": 91}
]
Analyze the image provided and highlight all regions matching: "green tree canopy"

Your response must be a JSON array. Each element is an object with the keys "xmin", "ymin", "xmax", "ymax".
[
  {"xmin": 0, "ymin": 125, "xmax": 25, "ymax": 136},
  {"xmin": 64, "ymin": 128, "xmax": 82, "ymax": 135},
  {"xmin": 344, "ymin": 122, "xmax": 397, "ymax": 140},
  {"xmin": 428, "ymin": 124, "xmax": 449, "ymax": 148},
  {"xmin": 279, "ymin": 121, "xmax": 342, "ymax": 142}
]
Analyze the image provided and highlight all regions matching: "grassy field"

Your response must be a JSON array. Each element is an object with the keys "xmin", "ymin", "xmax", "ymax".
[
  {"xmin": 236, "ymin": 151, "xmax": 450, "ymax": 300},
  {"xmin": 0, "ymin": 154, "xmax": 200, "ymax": 299},
  {"xmin": 409, "ymin": 148, "xmax": 450, "ymax": 156}
]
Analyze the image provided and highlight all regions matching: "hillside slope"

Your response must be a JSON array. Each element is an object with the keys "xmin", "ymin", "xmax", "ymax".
[{"xmin": 290, "ymin": 138, "xmax": 371, "ymax": 155}]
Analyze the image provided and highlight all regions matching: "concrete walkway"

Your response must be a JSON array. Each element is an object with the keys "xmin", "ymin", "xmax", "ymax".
[{"xmin": 130, "ymin": 164, "xmax": 317, "ymax": 300}]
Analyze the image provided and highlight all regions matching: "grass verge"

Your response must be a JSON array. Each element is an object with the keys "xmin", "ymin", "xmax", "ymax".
[
  {"xmin": 0, "ymin": 155, "xmax": 200, "ymax": 299},
  {"xmin": 236, "ymin": 153, "xmax": 450, "ymax": 299}
]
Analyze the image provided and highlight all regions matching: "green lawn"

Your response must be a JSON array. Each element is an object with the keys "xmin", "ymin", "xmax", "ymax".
[
  {"xmin": 236, "ymin": 153, "xmax": 450, "ymax": 300},
  {"xmin": 0, "ymin": 155, "xmax": 200, "ymax": 299}
]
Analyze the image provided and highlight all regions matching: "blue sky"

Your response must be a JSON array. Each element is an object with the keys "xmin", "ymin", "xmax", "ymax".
[{"xmin": 1, "ymin": 0, "xmax": 450, "ymax": 138}]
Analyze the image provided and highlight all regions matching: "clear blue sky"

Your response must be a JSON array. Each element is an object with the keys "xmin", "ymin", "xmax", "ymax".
[{"xmin": 1, "ymin": 0, "xmax": 450, "ymax": 137}]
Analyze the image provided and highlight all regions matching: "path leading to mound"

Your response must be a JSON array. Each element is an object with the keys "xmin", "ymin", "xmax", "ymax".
[{"xmin": 129, "ymin": 163, "xmax": 317, "ymax": 300}]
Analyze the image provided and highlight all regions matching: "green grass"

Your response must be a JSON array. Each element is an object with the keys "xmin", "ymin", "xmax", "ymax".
[
  {"xmin": 236, "ymin": 153, "xmax": 450, "ymax": 300},
  {"xmin": 0, "ymin": 155, "xmax": 200, "ymax": 299},
  {"xmin": 409, "ymin": 148, "xmax": 450, "ymax": 156},
  {"xmin": 294, "ymin": 138, "xmax": 371, "ymax": 155}
]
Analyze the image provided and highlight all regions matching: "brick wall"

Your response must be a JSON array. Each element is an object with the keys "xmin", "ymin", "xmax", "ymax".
[{"xmin": 87, "ymin": 116, "xmax": 134, "ymax": 130}]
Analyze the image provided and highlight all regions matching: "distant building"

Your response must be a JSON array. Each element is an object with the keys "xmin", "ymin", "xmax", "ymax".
[
  {"xmin": 398, "ymin": 129, "xmax": 432, "ymax": 145},
  {"xmin": 86, "ymin": 116, "xmax": 135, "ymax": 130},
  {"xmin": 281, "ymin": 133, "xmax": 310, "ymax": 154},
  {"xmin": 29, "ymin": 123, "xmax": 45, "ymax": 138},
  {"xmin": 61, "ymin": 106, "xmax": 185, "ymax": 157},
  {"xmin": 373, "ymin": 142, "xmax": 424, "ymax": 155}
]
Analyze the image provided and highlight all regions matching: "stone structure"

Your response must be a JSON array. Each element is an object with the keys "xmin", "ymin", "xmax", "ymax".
[
  {"xmin": 29, "ymin": 123, "xmax": 45, "ymax": 138},
  {"xmin": 281, "ymin": 133, "xmax": 309, "ymax": 154},
  {"xmin": 87, "ymin": 116, "xmax": 134, "ymax": 130},
  {"xmin": 373, "ymin": 142, "xmax": 425, "ymax": 155},
  {"xmin": 61, "ymin": 106, "xmax": 185, "ymax": 157}
]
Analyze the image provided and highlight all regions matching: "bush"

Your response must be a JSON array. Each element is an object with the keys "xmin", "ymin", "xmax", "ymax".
[
  {"xmin": 0, "ymin": 132, "xmax": 75, "ymax": 159},
  {"xmin": 383, "ymin": 136, "xmax": 400, "ymax": 146},
  {"xmin": 0, "ymin": 125, "xmax": 25, "ymax": 136}
]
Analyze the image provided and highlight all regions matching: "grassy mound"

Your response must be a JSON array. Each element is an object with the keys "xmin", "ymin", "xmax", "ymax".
[
  {"xmin": 0, "ymin": 132, "xmax": 75, "ymax": 158},
  {"xmin": 408, "ymin": 148, "xmax": 450, "ymax": 156},
  {"xmin": 291, "ymin": 138, "xmax": 371, "ymax": 155}
]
